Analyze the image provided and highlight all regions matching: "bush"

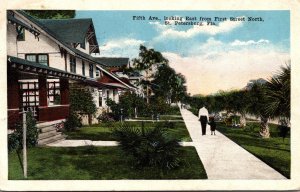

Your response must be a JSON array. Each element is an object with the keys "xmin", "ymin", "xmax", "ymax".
[
  {"xmin": 8, "ymin": 132, "xmax": 21, "ymax": 152},
  {"xmin": 278, "ymin": 124, "xmax": 289, "ymax": 141},
  {"xmin": 160, "ymin": 121, "xmax": 176, "ymax": 129},
  {"xmin": 97, "ymin": 111, "xmax": 115, "ymax": 123},
  {"xmin": 64, "ymin": 112, "xmax": 82, "ymax": 131},
  {"xmin": 113, "ymin": 123, "xmax": 181, "ymax": 169},
  {"xmin": 8, "ymin": 111, "xmax": 38, "ymax": 152}
]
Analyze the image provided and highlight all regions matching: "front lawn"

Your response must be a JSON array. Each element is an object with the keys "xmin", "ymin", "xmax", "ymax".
[
  {"xmin": 9, "ymin": 146, "xmax": 207, "ymax": 180},
  {"xmin": 65, "ymin": 121, "xmax": 192, "ymax": 142},
  {"xmin": 217, "ymin": 122, "xmax": 290, "ymax": 178}
]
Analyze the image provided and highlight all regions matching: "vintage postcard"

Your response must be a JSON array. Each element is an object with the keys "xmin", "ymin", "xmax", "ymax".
[{"xmin": 0, "ymin": 0, "xmax": 300, "ymax": 191}]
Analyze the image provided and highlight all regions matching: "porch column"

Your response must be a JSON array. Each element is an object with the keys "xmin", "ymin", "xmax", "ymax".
[
  {"xmin": 38, "ymin": 76, "xmax": 48, "ymax": 106},
  {"xmin": 7, "ymin": 71, "xmax": 20, "ymax": 109},
  {"xmin": 60, "ymin": 78, "xmax": 69, "ymax": 105},
  {"xmin": 7, "ymin": 70, "xmax": 20, "ymax": 128}
]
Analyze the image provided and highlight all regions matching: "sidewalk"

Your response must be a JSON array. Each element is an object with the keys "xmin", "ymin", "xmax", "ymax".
[{"xmin": 180, "ymin": 108, "xmax": 286, "ymax": 179}]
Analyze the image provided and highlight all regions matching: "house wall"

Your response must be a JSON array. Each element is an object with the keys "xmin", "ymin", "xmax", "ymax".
[{"xmin": 7, "ymin": 24, "xmax": 18, "ymax": 57}]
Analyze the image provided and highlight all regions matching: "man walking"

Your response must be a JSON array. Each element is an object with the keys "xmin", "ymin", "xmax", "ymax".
[{"xmin": 198, "ymin": 106, "xmax": 209, "ymax": 135}]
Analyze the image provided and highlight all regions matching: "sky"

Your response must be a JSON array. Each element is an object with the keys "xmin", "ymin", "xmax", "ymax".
[{"xmin": 76, "ymin": 11, "xmax": 290, "ymax": 95}]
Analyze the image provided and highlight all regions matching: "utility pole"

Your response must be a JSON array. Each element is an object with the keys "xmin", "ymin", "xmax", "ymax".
[{"xmin": 22, "ymin": 111, "xmax": 27, "ymax": 178}]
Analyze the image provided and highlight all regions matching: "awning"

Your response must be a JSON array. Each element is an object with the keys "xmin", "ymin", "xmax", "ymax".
[{"xmin": 8, "ymin": 56, "xmax": 86, "ymax": 81}]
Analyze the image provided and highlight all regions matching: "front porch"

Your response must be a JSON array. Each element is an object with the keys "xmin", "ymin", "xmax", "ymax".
[{"xmin": 7, "ymin": 56, "xmax": 86, "ymax": 129}]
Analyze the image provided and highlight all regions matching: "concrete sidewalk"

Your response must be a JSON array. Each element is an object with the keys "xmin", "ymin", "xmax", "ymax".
[
  {"xmin": 180, "ymin": 108, "xmax": 286, "ymax": 179},
  {"xmin": 47, "ymin": 139, "xmax": 194, "ymax": 148},
  {"xmin": 47, "ymin": 140, "xmax": 118, "ymax": 147}
]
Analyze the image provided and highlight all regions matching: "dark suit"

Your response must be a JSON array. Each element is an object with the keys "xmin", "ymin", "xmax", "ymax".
[{"xmin": 200, "ymin": 116, "xmax": 208, "ymax": 135}]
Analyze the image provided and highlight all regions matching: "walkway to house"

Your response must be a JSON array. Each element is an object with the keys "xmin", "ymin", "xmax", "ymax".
[
  {"xmin": 47, "ymin": 140, "xmax": 118, "ymax": 147},
  {"xmin": 180, "ymin": 108, "xmax": 286, "ymax": 179}
]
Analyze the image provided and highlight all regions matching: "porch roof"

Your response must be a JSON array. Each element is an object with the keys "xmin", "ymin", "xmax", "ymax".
[
  {"xmin": 82, "ymin": 79, "xmax": 117, "ymax": 89},
  {"xmin": 8, "ymin": 56, "xmax": 86, "ymax": 81}
]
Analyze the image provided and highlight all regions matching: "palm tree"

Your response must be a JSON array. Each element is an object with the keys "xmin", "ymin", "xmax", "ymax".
[
  {"xmin": 265, "ymin": 64, "xmax": 290, "ymax": 125},
  {"xmin": 247, "ymin": 82, "xmax": 270, "ymax": 138},
  {"xmin": 230, "ymin": 90, "xmax": 250, "ymax": 127}
]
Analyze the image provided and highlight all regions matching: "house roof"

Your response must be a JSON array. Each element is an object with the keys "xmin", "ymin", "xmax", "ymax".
[
  {"xmin": 7, "ymin": 12, "xmax": 40, "ymax": 36},
  {"xmin": 93, "ymin": 57, "xmax": 129, "ymax": 67},
  {"xmin": 39, "ymin": 19, "xmax": 92, "ymax": 44},
  {"xmin": 8, "ymin": 56, "xmax": 86, "ymax": 80},
  {"xmin": 39, "ymin": 18, "xmax": 100, "ymax": 54},
  {"xmin": 16, "ymin": 11, "xmax": 99, "ymax": 54}
]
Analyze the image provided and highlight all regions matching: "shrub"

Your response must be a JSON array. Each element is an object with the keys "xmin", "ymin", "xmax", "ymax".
[
  {"xmin": 113, "ymin": 123, "xmax": 181, "ymax": 169},
  {"xmin": 278, "ymin": 124, "xmax": 289, "ymax": 141},
  {"xmin": 160, "ymin": 121, "xmax": 176, "ymax": 129},
  {"xmin": 8, "ymin": 132, "xmax": 21, "ymax": 152},
  {"xmin": 97, "ymin": 111, "xmax": 115, "ymax": 123},
  {"xmin": 8, "ymin": 111, "xmax": 38, "ymax": 152},
  {"xmin": 64, "ymin": 112, "xmax": 82, "ymax": 131}
]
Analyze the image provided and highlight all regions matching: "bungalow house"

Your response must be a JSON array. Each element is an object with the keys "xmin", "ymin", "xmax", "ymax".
[{"xmin": 7, "ymin": 10, "xmax": 135, "ymax": 144}]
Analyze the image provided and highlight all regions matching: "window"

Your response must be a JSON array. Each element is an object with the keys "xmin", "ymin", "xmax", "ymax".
[
  {"xmin": 25, "ymin": 54, "xmax": 49, "ymax": 66},
  {"xmin": 38, "ymin": 55, "xmax": 48, "ymax": 66},
  {"xmin": 99, "ymin": 90, "xmax": 102, "ymax": 107},
  {"xmin": 16, "ymin": 26, "xmax": 25, "ymax": 41},
  {"xmin": 82, "ymin": 61, "xmax": 85, "ymax": 76},
  {"xmin": 80, "ymin": 42, "xmax": 85, "ymax": 49},
  {"xmin": 47, "ymin": 81, "xmax": 60, "ymax": 105},
  {"xmin": 89, "ymin": 63, "xmax": 94, "ymax": 78},
  {"xmin": 70, "ymin": 56, "xmax": 76, "ymax": 73},
  {"xmin": 96, "ymin": 69, "xmax": 101, "ymax": 77}
]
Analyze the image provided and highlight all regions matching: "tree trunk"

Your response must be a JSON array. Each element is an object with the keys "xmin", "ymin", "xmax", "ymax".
[
  {"xmin": 240, "ymin": 114, "xmax": 247, "ymax": 128},
  {"xmin": 134, "ymin": 107, "xmax": 137, "ymax": 118},
  {"xmin": 259, "ymin": 116, "xmax": 270, "ymax": 138},
  {"xmin": 146, "ymin": 85, "xmax": 149, "ymax": 104},
  {"xmin": 88, "ymin": 114, "xmax": 92, "ymax": 125},
  {"xmin": 146, "ymin": 69, "xmax": 149, "ymax": 104}
]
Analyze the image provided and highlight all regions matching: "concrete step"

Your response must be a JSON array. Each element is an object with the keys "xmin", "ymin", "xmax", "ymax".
[
  {"xmin": 38, "ymin": 130, "xmax": 61, "ymax": 140},
  {"xmin": 38, "ymin": 134, "xmax": 65, "ymax": 146},
  {"xmin": 39, "ymin": 125, "xmax": 57, "ymax": 133},
  {"xmin": 36, "ymin": 119, "xmax": 65, "ymax": 128}
]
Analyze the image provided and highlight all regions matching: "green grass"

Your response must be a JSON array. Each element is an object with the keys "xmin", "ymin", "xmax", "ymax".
[
  {"xmin": 65, "ymin": 121, "xmax": 192, "ymax": 142},
  {"xmin": 9, "ymin": 146, "xmax": 207, "ymax": 180},
  {"xmin": 217, "ymin": 122, "xmax": 290, "ymax": 178}
]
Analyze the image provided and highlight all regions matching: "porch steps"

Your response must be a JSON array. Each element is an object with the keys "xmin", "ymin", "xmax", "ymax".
[{"xmin": 37, "ymin": 120, "xmax": 66, "ymax": 146}]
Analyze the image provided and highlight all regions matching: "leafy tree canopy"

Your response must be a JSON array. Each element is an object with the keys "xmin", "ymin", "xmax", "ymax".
[
  {"xmin": 132, "ymin": 45, "xmax": 168, "ymax": 71},
  {"xmin": 25, "ymin": 10, "xmax": 75, "ymax": 19}
]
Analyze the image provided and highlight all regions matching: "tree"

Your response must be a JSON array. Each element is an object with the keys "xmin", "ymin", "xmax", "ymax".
[
  {"xmin": 265, "ymin": 65, "xmax": 290, "ymax": 124},
  {"xmin": 25, "ymin": 10, "xmax": 75, "ymax": 19},
  {"xmin": 151, "ymin": 64, "xmax": 187, "ymax": 104},
  {"xmin": 69, "ymin": 85, "xmax": 97, "ymax": 125},
  {"xmin": 132, "ymin": 45, "xmax": 168, "ymax": 103},
  {"xmin": 248, "ymin": 82, "xmax": 270, "ymax": 138}
]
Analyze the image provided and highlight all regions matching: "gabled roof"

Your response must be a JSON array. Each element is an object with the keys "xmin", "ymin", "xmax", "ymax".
[
  {"xmin": 94, "ymin": 57, "xmax": 129, "ymax": 67},
  {"xmin": 39, "ymin": 18, "xmax": 99, "ymax": 53},
  {"xmin": 39, "ymin": 19, "xmax": 92, "ymax": 44},
  {"xmin": 7, "ymin": 12, "xmax": 40, "ymax": 36},
  {"xmin": 16, "ymin": 10, "xmax": 99, "ymax": 54}
]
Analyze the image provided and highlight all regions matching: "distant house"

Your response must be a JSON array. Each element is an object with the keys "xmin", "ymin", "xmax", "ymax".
[
  {"xmin": 94, "ymin": 57, "xmax": 144, "ymax": 97},
  {"xmin": 7, "ymin": 10, "xmax": 136, "ymax": 144}
]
